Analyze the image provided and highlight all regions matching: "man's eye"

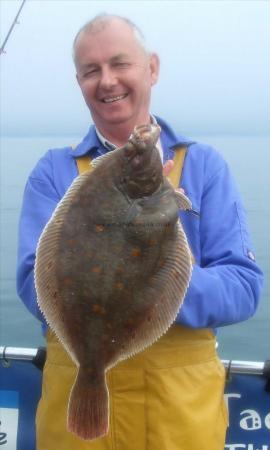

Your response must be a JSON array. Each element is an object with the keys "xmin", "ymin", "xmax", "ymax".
[
  {"xmin": 84, "ymin": 69, "xmax": 99, "ymax": 77},
  {"xmin": 114, "ymin": 62, "xmax": 130, "ymax": 68}
]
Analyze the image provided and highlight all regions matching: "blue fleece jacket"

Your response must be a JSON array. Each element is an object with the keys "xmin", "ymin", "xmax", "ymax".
[{"xmin": 16, "ymin": 117, "xmax": 263, "ymax": 334}]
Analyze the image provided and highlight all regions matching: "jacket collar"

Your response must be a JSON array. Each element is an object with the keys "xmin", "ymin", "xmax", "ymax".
[
  {"xmin": 70, "ymin": 126, "xmax": 101, "ymax": 158},
  {"xmin": 69, "ymin": 116, "xmax": 195, "ymax": 160}
]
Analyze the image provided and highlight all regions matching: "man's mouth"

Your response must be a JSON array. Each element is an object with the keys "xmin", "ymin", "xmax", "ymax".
[{"xmin": 101, "ymin": 93, "xmax": 128, "ymax": 103}]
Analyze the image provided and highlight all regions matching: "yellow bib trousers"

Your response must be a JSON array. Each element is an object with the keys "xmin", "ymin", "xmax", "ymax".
[
  {"xmin": 36, "ymin": 325, "xmax": 228, "ymax": 450},
  {"xmin": 36, "ymin": 148, "xmax": 227, "ymax": 449}
]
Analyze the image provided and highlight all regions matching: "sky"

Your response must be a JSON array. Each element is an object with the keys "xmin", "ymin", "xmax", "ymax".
[{"xmin": 0, "ymin": 0, "xmax": 270, "ymax": 137}]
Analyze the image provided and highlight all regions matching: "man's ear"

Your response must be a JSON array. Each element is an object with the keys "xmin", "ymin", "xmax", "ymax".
[{"xmin": 149, "ymin": 53, "xmax": 160, "ymax": 86}]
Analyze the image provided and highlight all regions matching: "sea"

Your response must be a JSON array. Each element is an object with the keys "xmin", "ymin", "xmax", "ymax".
[{"xmin": 0, "ymin": 134, "xmax": 269, "ymax": 362}]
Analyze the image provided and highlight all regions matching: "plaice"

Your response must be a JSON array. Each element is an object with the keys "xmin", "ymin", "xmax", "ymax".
[{"xmin": 34, "ymin": 123, "xmax": 193, "ymax": 440}]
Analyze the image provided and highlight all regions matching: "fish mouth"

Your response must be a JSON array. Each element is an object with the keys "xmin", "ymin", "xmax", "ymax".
[
  {"xmin": 129, "ymin": 124, "xmax": 161, "ymax": 151},
  {"xmin": 101, "ymin": 93, "xmax": 128, "ymax": 103}
]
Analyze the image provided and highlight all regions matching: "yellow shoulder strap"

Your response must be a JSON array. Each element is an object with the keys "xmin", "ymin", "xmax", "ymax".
[
  {"xmin": 75, "ymin": 146, "xmax": 187, "ymax": 186},
  {"xmin": 166, "ymin": 146, "xmax": 186, "ymax": 189},
  {"xmin": 76, "ymin": 154, "xmax": 93, "ymax": 175}
]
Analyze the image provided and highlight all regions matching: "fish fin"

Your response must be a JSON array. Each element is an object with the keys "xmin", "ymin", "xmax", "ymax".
[
  {"xmin": 174, "ymin": 189, "xmax": 192, "ymax": 211},
  {"xmin": 117, "ymin": 221, "xmax": 193, "ymax": 362},
  {"xmin": 91, "ymin": 148, "xmax": 121, "ymax": 169},
  {"xmin": 67, "ymin": 368, "xmax": 109, "ymax": 441},
  {"xmin": 34, "ymin": 172, "xmax": 93, "ymax": 355}
]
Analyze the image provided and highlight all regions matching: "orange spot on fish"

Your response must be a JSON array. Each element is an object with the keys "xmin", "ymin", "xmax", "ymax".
[
  {"xmin": 148, "ymin": 239, "xmax": 157, "ymax": 247},
  {"xmin": 91, "ymin": 304, "xmax": 106, "ymax": 315},
  {"xmin": 67, "ymin": 239, "xmax": 76, "ymax": 247},
  {"xmin": 131, "ymin": 247, "xmax": 142, "ymax": 257},
  {"xmin": 95, "ymin": 225, "xmax": 105, "ymax": 232},
  {"xmin": 114, "ymin": 282, "xmax": 124, "ymax": 290},
  {"xmin": 63, "ymin": 277, "xmax": 73, "ymax": 286},
  {"xmin": 91, "ymin": 266, "xmax": 102, "ymax": 273},
  {"xmin": 134, "ymin": 218, "xmax": 144, "ymax": 225}
]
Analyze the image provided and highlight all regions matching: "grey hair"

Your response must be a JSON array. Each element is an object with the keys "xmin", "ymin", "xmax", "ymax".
[{"xmin": 72, "ymin": 13, "xmax": 148, "ymax": 61}]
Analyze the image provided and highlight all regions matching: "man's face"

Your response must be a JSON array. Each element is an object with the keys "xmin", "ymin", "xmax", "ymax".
[{"xmin": 74, "ymin": 19, "xmax": 159, "ymax": 134}]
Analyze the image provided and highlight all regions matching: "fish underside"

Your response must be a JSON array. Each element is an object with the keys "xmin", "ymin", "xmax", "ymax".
[{"xmin": 34, "ymin": 124, "xmax": 192, "ymax": 440}]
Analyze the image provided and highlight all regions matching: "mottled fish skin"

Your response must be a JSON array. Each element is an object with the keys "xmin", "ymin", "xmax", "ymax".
[{"xmin": 34, "ymin": 124, "xmax": 193, "ymax": 440}]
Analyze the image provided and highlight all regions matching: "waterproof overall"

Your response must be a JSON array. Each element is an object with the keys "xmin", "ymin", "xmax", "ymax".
[{"xmin": 36, "ymin": 147, "xmax": 228, "ymax": 450}]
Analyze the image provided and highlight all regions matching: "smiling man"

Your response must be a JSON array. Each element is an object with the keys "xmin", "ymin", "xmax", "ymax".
[
  {"xmin": 73, "ymin": 17, "xmax": 159, "ymax": 146},
  {"xmin": 17, "ymin": 13, "xmax": 263, "ymax": 450}
]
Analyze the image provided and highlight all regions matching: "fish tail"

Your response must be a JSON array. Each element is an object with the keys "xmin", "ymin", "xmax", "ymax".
[{"xmin": 67, "ymin": 368, "xmax": 109, "ymax": 440}]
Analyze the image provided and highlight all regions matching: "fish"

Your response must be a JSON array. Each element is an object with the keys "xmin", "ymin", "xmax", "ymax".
[{"xmin": 34, "ymin": 123, "xmax": 193, "ymax": 440}]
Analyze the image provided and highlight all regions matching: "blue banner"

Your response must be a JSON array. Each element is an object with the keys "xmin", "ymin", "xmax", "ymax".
[
  {"xmin": 225, "ymin": 374, "xmax": 270, "ymax": 449},
  {"xmin": 0, "ymin": 360, "xmax": 42, "ymax": 450},
  {"xmin": 0, "ymin": 359, "xmax": 269, "ymax": 449}
]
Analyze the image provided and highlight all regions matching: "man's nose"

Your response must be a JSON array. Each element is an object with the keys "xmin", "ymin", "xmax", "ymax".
[{"xmin": 99, "ymin": 67, "xmax": 117, "ymax": 89}]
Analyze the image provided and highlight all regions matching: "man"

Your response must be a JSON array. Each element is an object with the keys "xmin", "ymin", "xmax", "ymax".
[{"xmin": 17, "ymin": 14, "xmax": 263, "ymax": 450}]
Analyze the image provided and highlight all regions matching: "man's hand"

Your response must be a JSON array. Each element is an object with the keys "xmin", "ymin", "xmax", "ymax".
[
  {"xmin": 163, "ymin": 159, "xmax": 186, "ymax": 196},
  {"xmin": 163, "ymin": 160, "xmax": 174, "ymax": 176}
]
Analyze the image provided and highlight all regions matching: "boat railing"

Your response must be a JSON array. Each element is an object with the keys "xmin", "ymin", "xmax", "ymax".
[
  {"xmin": 1, "ymin": 345, "xmax": 270, "ymax": 378},
  {"xmin": 0, "ymin": 346, "xmax": 47, "ymax": 371}
]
